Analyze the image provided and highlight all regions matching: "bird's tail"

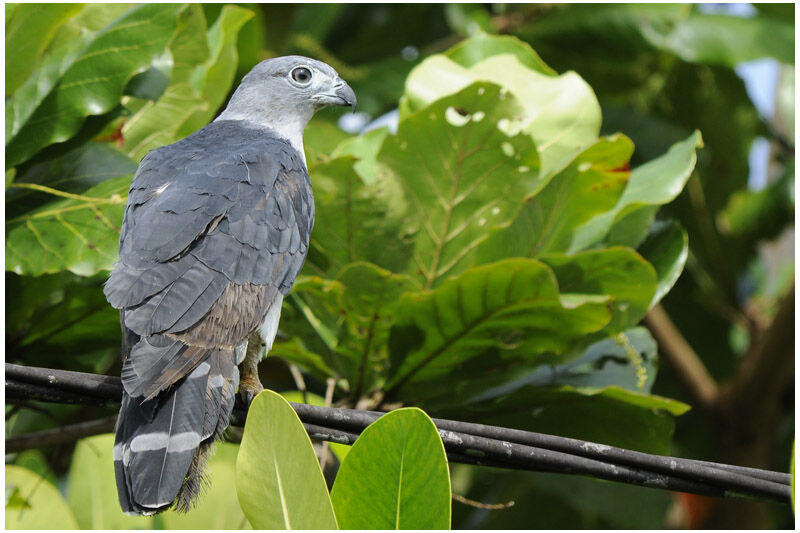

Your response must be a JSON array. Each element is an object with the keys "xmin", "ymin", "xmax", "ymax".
[{"xmin": 113, "ymin": 341, "xmax": 238, "ymax": 515}]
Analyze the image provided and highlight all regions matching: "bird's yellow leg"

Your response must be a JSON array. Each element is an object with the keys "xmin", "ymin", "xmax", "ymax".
[{"xmin": 238, "ymin": 331, "xmax": 265, "ymax": 405}]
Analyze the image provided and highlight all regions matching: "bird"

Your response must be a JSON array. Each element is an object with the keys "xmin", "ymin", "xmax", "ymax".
[{"xmin": 103, "ymin": 56, "xmax": 356, "ymax": 515}]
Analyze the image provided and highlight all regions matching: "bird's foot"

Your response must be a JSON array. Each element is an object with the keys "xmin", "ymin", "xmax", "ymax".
[{"xmin": 239, "ymin": 370, "xmax": 264, "ymax": 407}]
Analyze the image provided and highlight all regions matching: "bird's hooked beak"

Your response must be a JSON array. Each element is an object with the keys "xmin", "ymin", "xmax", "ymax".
[{"xmin": 315, "ymin": 77, "xmax": 357, "ymax": 113}]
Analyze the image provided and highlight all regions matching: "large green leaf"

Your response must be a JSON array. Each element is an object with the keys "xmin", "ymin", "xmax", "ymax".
[
  {"xmin": 6, "ymin": 4, "xmax": 182, "ymax": 168},
  {"xmin": 475, "ymin": 135, "xmax": 632, "ymax": 262},
  {"xmin": 122, "ymin": 5, "xmax": 253, "ymax": 161},
  {"xmin": 379, "ymin": 82, "xmax": 541, "ymax": 289},
  {"xmin": 335, "ymin": 263, "xmax": 419, "ymax": 397},
  {"xmin": 569, "ymin": 131, "xmax": 703, "ymax": 253},
  {"xmin": 307, "ymin": 157, "xmax": 413, "ymax": 277},
  {"xmin": 4, "ymin": 3, "xmax": 83, "ymax": 96},
  {"xmin": 636, "ymin": 220, "xmax": 689, "ymax": 307},
  {"xmin": 6, "ymin": 175, "xmax": 130, "ymax": 276},
  {"xmin": 278, "ymin": 263, "xmax": 418, "ymax": 396},
  {"xmin": 236, "ymin": 390, "xmax": 338, "ymax": 530},
  {"xmin": 443, "ymin": 31, "xmax": 555, "ymax": 74},
  {"xmin": 385, "ymin": 258, "xmax": 612, "ymax": 404},
  {"xmin": 401, "ymin": 33, "xmax": 601, "ymax": 176},
  {"xmin": 330, "ymin": 408, "xmax": 451, "ymax": 529},
  {"xmin": 66, "ymin": 434, "xmax": 154, "ymax": 529},
  {"xmin": 6, "ymin": 465, "xmax": 79, "ymax": 529},
  {"xmin": 5, "ymin": 4, "xmax": 134, "ymax": 142},
  {"xmin": 540, "ymin": 247, "xmax": 657, "ymax": 333}
]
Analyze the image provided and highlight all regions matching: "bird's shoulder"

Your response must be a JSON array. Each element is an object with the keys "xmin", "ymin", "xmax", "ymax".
[{"xmin": 134, "ymin": 120, "xmax": 307, "ymax": 190}]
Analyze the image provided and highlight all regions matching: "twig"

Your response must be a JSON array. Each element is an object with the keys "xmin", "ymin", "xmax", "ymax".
[
  {"xmin": 4, "ymin": 363, "xmax": 792, "ymax": 505},
  {"xmin": 452, "ymin": 493, "xmax": 515, "ymax": 510}
]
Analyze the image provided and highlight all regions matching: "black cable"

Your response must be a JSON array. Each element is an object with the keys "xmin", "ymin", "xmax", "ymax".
[{"xmin": 4, "ymin": 364, "xmax": 792, "ymax": 504}]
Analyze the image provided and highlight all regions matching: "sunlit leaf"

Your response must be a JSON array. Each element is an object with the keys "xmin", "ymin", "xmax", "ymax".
[
  {"xmin": 6, "ymin": 465, "xmax": 79, "ymax": 529},
  {"xmin": 331, "ymin": 408, "xmax": 451, "ymax": 529},
  {"xmin": 67, "ymin": 434, "xmax": 154, "ymax": 529},
  {"xmin": 236, "ymin": 390, "xmax": 338, "ymax": 530}
]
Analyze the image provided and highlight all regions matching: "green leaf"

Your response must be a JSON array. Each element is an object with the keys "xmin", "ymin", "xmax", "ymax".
[
  {"xmin": 331, "ymin": 127, "xmax": 389, "ymax": 184},
  {"xmin": 476, "ymin": 134, "xmax": 632, "ymax": 261},
  {"xmin": 385, "ymin": 258, "xmax": 612, "ymax": 404},
  {"xmin": 66, "ymin": 434, "xmax": 154, "ymax": 529},
  {"xmin": 540, "ymin": 247, "xmax": 657, "ymax": 332},
  {"xmin": 6, "ymin": 465, "xmax": 79, "ymax": 529},
  {"xmin": 122, "ymin": 5, "xmax": 253, "ymax": 161},
  {"xmin": 659, "ymin": 13, "xmax": 794, "ymax": 67},
  {"xmin": 304, "ymin": 118, "xmax": 354, "ymax": 166},
  {"xmin": 524, "ymin": 326, "xmax": 659, "ymax": 393},
  {"xmin": 380, "ymin": 82, "xmax": 541, "ymax": 288},
  {"xmin": 236, "ymin": 390, "xmax": 338, "ymax": 530},
  {"xmin": 6, "ymin": 175, "xmax": 130, "ymax": 276},
  {"xmin": 402, "ymin": 34, "xmax": 601, "ymax": 176},
  {"xmin": 569, "ymin": 130, "xmax": 703, "ymax": 253},
  {"xmin": 437, "ymin": 384, "xmax": 687, "ymax": 455},
  {"xmin": 636, "ymin": 220, "xmax": 689, "ymax": 307},
  {"xmin": 444, "ymin": 31, "xmax": 555, "ymax": 75},
  {"xmin": 335, "ymin": 263, "xmax": 419, "ymax": 397},
  {"xmin": 719, "ymin": 170, "xmax": 794, "ymax": 243},
  {"xmin": 331, "ymin": 408, "xmax": 451, "ymax": 529},
  {"xmin": 6, "ymin": 4, "xmax": 134, "ymax": 142},
  {"xmin": 162, "ymin": 442, "xmax": 251, "ymax": 529},
  {"xmin": 307, "ymin": 157, "xmax": 413, "ymax": 277},
  {"xmin": 4, "ymin": 3, "xmax": 83, "ymax": 96},
  {"xmin": 6, "ymin": 4, "xmax": 182, "ymax": 168}
]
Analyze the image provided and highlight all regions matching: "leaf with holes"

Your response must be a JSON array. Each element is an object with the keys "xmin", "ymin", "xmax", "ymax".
[
  {"xmin": 401, "ymin": 33, "xmax": 600, "ymax": 176},
  {"xmin": 378, "ymin": 82, "xmax": 541, "ymax": 289},
  {"xmin": 385, "ymin": 258, "xmax": 612, "ymax": 405},
  {"xmin": 331, "ymin": 408, "xmax": 451, "ymax": 529},
  {"xmin": 236, "ymin": 390, "xmax": 338, "ymax": 529},
  {"xmin": 475, "ymin": 134, "xmax": 632, "ymax": 262},
  {"xmin": 6, "ymin": 4, "xmax": 182, "ymax": 168},
  {"xmin": 6, "ymin": 175, "xmax": 130, "ymax": 276}
]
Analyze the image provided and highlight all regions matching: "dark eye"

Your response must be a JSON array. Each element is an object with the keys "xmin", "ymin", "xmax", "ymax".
[{"xmin": 291, "ymin": 66, "xmax": 312, "ymax": 85}]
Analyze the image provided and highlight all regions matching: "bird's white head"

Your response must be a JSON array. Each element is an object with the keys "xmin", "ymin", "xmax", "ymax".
[{"xmin": 216, "ymin": 55, "xmax": 356, "ymax": 157}]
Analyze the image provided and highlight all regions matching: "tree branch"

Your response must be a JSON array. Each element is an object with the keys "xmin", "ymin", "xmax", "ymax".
[{"xmin": 4, "ymin": 363, "xmax": 791, "ymax": 505}]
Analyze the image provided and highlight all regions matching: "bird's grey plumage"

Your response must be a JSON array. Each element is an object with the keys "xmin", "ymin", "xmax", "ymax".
[{"xmin": 105, "ymin": 56, "xmax": 355, "ymax": 515}]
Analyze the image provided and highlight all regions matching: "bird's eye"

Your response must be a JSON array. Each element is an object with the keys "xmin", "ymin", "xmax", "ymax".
[{"xmin": 290, "ymin": 67, "xmax": 312, "ymax": 85}]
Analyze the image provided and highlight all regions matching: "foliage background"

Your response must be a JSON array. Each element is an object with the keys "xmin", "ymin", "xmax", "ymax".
[{"xmin": 5, "ymin": 3, "xmax": 794, "ymax": 529}]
